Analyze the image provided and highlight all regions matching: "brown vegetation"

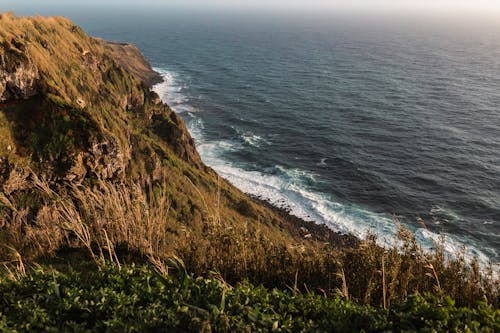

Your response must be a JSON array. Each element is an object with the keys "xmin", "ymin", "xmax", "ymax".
[
  {"xmin": 1, "ymin": 175, "xmax": 498, "ymax": 308},
  {"xmin": 98, "ymin": 39, "xmax": 162, "ymax": 87}
]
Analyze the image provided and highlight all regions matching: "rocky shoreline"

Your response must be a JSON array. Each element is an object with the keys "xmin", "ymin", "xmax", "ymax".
[
  {"xmin": 141, "ymin": 66, "xmax": 359, "ymax": 249},
  {"xmin": 249, "ymin": 194, "xmax": 359, "ymax": 247}
]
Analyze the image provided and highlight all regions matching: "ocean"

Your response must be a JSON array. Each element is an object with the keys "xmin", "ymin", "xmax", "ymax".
[{"xmin": 6, "ymin": 6, "xmax": 500, "ymax": 266}]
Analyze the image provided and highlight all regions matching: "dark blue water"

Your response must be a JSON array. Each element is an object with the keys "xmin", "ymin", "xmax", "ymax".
[{"xmin": 5, "ymin": 5, "xmax": 500, "ymax": 264}]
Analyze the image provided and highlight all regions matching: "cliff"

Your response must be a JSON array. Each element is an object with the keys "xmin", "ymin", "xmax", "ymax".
[
  {"xmin": 0, "ymin": 13, "xmax": 201, "ymax": 178},
  {"xmin": 0, "ymin": 13, "xmax": 335, "ymax": 274},
  {"xmin": 98, "ymin": 38, "xmax": 162, "ymax": 87}
]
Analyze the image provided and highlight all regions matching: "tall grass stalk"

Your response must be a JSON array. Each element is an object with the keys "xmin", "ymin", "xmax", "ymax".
[{"xmin": 0, "ymin": 176, "xmax": 498, "ymax": 307}]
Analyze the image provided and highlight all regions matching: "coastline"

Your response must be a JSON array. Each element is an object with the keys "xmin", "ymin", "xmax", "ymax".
[
  {"xmin": 144, "ymin": 67, "xmax": 359, "ymax": 248},
  {"xmin": 148, "ymin": 61, "xmax": 498, "ymax": 269},
  {"xmin": 98, "ymin": 38, "xmax": 163, "ymax": 87},
  {"xmin": 249, "ymin": 193, "xmax": 359, "ymax": 247}
]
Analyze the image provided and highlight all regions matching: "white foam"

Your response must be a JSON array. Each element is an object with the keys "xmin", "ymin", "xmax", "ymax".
[
  {"xmin": 152, "ymin": 68, "xmax": 499, "ymax": 271},
  {"xmin": 241, "ymin": 132, "xmax": 266, "ymax": 147},
  {"xmin": 197, "ymin": 135, "xmax": 497, "ymax": 268},
  {"xmin": 230, "ymin": 126, "xmax": 268, "ymax": 147},
  {"xmin": 430, "ymin": 204, "xmax": 461, "ymax": 223},
  {"xmin": 152, "ymin": 68, "xmax": 196, "ymax": 114},
  {"xmin": 317, "ymin": 158, "xmax": 328, "ymax": 166}
]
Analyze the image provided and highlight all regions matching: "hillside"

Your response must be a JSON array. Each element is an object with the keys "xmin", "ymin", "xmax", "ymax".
[
  {"xmin": 98, "ymin": 38, "xmax": 163, "ymax": 87},
  {"xmin": 0, "ymin": 13, "xmax": 498, "ymax": 327},
  {"xmin": 0, "ymin": 12, "xmax": 344, "ymax": 285}
]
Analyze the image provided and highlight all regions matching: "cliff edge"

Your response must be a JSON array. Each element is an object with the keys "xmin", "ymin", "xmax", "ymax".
[
  {"xmin": 98, "ymin": 38, "xmax": 162, "ymax": 87},
  {"xmin": 0, "ymin": 13, "xmax": 337, "ymax": 281}
]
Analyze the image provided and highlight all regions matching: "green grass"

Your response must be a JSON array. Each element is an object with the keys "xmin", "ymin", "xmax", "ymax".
[{"xmin": 0, "ymin": 264, "xmax": 498, "ymax": 333}]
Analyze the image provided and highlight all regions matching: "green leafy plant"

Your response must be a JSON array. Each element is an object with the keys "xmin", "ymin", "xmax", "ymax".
[{"xmin": 0, "ymin": 265, "xmax": 497, "ymax": 332}]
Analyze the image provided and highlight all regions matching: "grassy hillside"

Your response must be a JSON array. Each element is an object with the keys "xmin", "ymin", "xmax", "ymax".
[
  {"xmin": 0, "ymin": 12, "xmax": 498, "ymax": 326},
  {"xmin": 98, "ymin": 38, "xmax": 162, "ymax": 87},
  {"xmin": 0, "ymin": 12, "xmax": 303, "ymax": 265}
]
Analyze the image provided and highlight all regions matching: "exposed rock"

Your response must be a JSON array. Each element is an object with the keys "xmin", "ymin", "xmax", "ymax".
[
  {"xmin": 65, "ymin": 152, "xmax": 87, "ymax": 183},
  {"xmin": 151, "ymin": 110, "xmax": 201, "ymax": 166},
  {"xmin": 98, "ymin": 39, "xmax": 163, "ymax": 87},
  {"xmin": 76, "ymin": 97, "xmax": 86, "ymax": 109},
  {"xmin": 150, "ymin": 91, "xmax": 161, "ymax": 105},
  {"xmin": 88, "ymin": 137, "xmax": 128, "ymax": 180},
  {"xmin": 0, "ymin": 15, "xmax": 356, "ymax": 278},
  {"xmin": 126, "ymin": 89, "xmax": 145, "ymax": 111},
  {"xmin": 0, "ymin": 39, "xmax": 40, "ymax": 102}
]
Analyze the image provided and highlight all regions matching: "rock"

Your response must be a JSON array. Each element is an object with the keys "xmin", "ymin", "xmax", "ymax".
[
  {"xmin": 0, "ymin": 15, "xmax": 200, "ymax": 188},
  {"xmin": 98, "ymin": 39, "xmax": 163, "ymax": 87},
  {"xmin": 151, "ymin": 111, "xmax": 201, "ymax": 167},
  {"xmin": 126, "ymin": 89, "xmax": 145, "ymax": 111},
  {"xmin": 0, "ymin": 39, "xmax": 39, "ymax": 102},
  {"xmin": 76, "ymin": 97, "xmax": 86, "ymax": 109},
  {"xmin": 65, "ymin": 153, "xmax": 87, "ymax": 183},
  {"xmin": 88, "ymin": 137, "xmax": 129, "ymax": 180},
  {"xmin": 150, "ymin": 91, "xmax": 161, "ymax": 105}
]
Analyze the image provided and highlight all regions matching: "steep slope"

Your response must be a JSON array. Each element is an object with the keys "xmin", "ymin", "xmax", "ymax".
[
  {"xmin": 0, "ymin": 13, "xmax": 336, "ymax": 279},
  {"xmin": 98, "ymin": 38, "xmax": 163, "ymax": 87}
]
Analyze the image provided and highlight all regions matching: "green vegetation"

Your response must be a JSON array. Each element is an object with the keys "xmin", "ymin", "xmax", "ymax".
[
  {"xmin": 0, "ymin": 264, "xmax": 498, "ymax": 332},
  {"xmin": 29, "ymin": 104, "xmax": 96, "ymax": 168}
]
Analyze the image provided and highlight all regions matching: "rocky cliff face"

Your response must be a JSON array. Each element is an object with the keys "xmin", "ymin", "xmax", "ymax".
[
  {"xmin": 0, "ymin": 38, "xmax": 39, "ymax": 102},
  {"xmin": 0, "ymin": 14, "xmax": 201, "ymax": 184},
  {"xmin": 98, "ymin": 39, "xmax": 162, "ymax": 87},
  {"xmin": 0, "ymin": 14, "xmax": 305, "ymax": 262}
]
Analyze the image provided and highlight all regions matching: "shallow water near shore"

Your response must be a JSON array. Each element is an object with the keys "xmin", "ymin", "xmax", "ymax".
[{"xmin": 6, "ymin": 6, "xmax": 499, "ymax": 266}]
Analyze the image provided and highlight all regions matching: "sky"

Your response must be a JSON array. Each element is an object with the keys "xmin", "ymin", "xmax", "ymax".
[
  {"xmin": 141, "ymin": 0, "xmax": 500, "ymax": 12},
  {"xmin": 2, "ymin": 0, "xmax": 500, "ymax": 14}
]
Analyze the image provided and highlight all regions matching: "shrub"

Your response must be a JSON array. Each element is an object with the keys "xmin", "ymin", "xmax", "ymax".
[{"xmin": 0, "ymin": 265, "xmax": 498, "ymax": 332}]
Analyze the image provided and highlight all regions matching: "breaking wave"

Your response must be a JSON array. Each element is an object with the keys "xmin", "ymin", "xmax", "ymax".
[{"xmin": 153, "ymin": 68, "xmax": 498, "ymax": 270}]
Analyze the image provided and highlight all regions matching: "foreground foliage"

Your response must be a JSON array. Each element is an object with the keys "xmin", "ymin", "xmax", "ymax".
[
  {"xmin": 1, "ymin": 176, "xmax": 499, "ymax": 310},
  {"xmin": 0, "ymin": 265, "xmax": 498, "ymax": 332}
]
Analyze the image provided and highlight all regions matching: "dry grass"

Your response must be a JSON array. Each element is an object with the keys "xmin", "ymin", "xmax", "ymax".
[
  {"xmin": 0, "ymin": 174, "xmax": 498, "ymax": 307},
  {"xmin": 98, "ymin": 39, "xmax": 162, "ymax": 86},
  {"xmin": 0, "ymin": 14, "xmax": 149, "ymax": 165}
]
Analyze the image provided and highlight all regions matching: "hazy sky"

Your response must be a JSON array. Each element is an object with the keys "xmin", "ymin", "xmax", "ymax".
[
  {"xmin": 138, "ymin": 0, "xmax": 500, "ymax": 11},
  {"xmin": 3, "ymin": 0, "xmax": 500, "ymax": 13}
]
